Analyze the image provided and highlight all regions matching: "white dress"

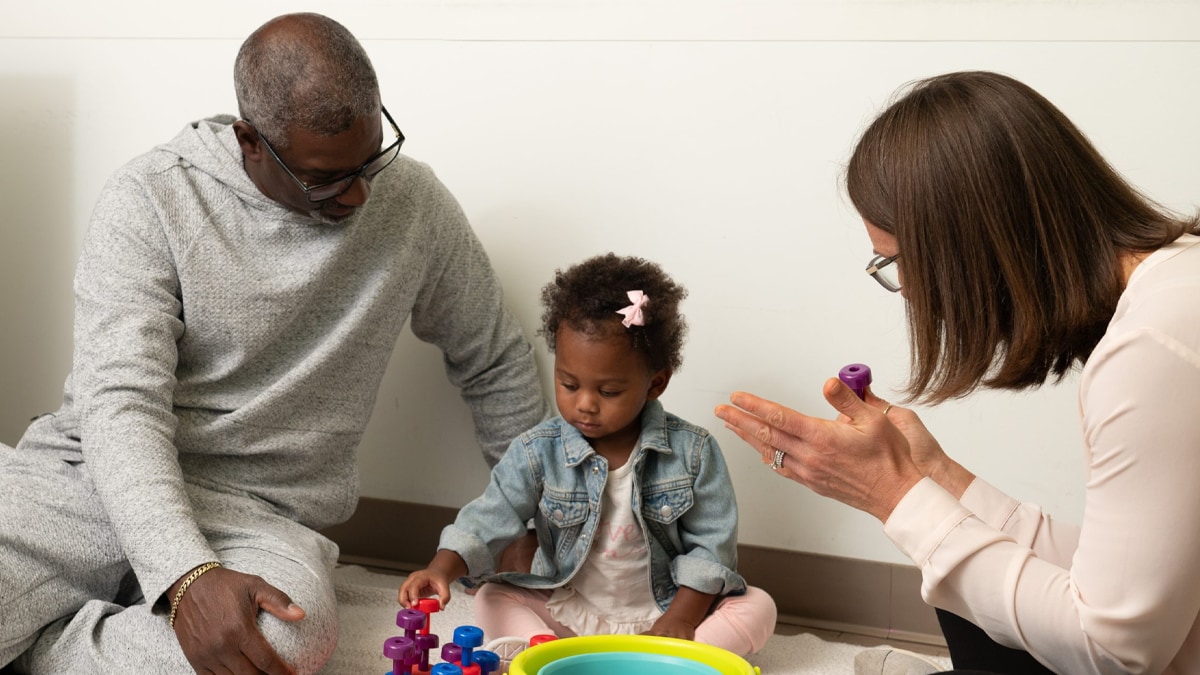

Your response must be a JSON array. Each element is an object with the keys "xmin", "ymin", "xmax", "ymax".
[{"xmin": 546, "ymin": 458, "xmax": 665, "ymax": 634}]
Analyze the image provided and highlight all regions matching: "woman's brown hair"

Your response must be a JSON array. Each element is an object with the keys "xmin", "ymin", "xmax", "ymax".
[{"xmin": 846, "ymin": 71, "xmax": 1197, "ymax": 404}]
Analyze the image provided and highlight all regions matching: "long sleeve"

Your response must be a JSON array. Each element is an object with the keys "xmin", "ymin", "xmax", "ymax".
[
  {"xmin": 72, "ymin": 171, "xmax": 215, "ymax": 605},
  {"xmin": 669, "ymin": 434, "xmax": 745, "ymax": 597},
  {"xmin": 405, "ymin": 176, "xmax": 549, "ymax": 466},
  {"xmin": 438, "ymin": 434, "xmax": 541, "ymax": 577},
  {"xmin": 958, "ymin": 477, "xmax": 1080, "ymax": 568},
  {"xmin": 884, "ymin": 239, "xmax": 1200, "ymax": 674}
]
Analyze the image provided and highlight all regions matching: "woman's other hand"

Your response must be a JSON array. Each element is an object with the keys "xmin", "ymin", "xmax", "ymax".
[
  {"xmin": 715, "ymin": 377, "xmax": 925, "ymax": 522},
  {"xmin": 867, "ymin": 397, "xmax": 975, "ymax": 500}
]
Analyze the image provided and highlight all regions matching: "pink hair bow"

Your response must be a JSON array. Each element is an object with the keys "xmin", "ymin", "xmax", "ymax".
[{"xmin": 616, "ymin": 290, "xmax": 649, "ymax": 328}]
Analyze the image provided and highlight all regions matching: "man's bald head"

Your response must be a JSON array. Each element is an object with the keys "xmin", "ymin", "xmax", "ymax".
[{"xmin": 234, "ymin": 13, "xmax": 380, "ymax": 148}]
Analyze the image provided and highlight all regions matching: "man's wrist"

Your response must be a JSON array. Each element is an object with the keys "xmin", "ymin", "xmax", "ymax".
[{"xmin": 169, "ymin": 561, "xmax": 222, "ymax": 628}]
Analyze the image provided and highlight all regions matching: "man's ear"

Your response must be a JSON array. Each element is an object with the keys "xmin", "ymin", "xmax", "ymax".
[
  {"xmin": 232, "ymin": 120, "xmax": 264, "ymax": 161},
  {"xmin": 646, "ymin": 369, "xmax": 672, "ymax": 400}
]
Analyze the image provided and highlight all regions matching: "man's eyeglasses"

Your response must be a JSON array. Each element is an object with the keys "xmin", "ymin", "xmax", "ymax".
[
  {"xmin": 866, "ymin": 253, "xmax": 901, "ymax": 292},
  {"xmin": 250, "ymin": 106, "xmax": 404, "ymax": 202}
]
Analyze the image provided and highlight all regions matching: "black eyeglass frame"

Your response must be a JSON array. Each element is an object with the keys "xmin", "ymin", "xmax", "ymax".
[
  {"xmin": 249, "ymin": 106, "xmax": 405, "ymax": 203},
  {"xmin": 866, "ymin": 253, "xmax": 902, "ymax": 293}
]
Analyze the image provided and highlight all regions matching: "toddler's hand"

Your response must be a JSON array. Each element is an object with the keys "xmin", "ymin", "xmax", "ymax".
[
  {"xmin": 641, "ymin": 615, "xmax": 697, "ymax": 642},
  {"xmin": 398, "ymin": 569, "xmax": 452, "ymax": 609}
]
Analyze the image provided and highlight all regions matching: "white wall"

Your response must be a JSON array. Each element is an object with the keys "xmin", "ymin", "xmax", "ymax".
[{"xmin": 2, "ymin": 1, "xmax": 1198, "ymax": 565}]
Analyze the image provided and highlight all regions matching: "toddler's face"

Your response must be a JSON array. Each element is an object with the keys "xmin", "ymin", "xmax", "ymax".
[{"xmin": 552, "ymin": 324, "xmax": 667, "ymax": 455}]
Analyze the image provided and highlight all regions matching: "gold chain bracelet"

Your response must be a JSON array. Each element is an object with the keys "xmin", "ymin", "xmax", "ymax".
[{"xmin": 169, "ymin": 561, "xmax": 222, "ymax": 628}]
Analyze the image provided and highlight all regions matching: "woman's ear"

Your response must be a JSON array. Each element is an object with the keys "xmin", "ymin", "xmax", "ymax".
[{"xmin": 646, "ymin": 369, "xmax": 672, "ymax": 400}]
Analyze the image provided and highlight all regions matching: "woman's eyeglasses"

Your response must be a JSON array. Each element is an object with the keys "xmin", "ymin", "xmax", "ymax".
[{"xmin": 866, "ymin": 253, "xmax": 901, "ymax": 292}]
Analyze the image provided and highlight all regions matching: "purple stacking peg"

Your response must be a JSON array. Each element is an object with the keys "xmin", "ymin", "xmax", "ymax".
[
  {"xmin": 473, "ymin": 650, "xmax": 500, "ymax": 675},
  {"xmin": 441, "ymin": 642, "xmax": 462, "ymax": 665},
  {"xmin": 397, "ymin": 608, "xmax": 427, "ymax": 640},
  {"xmin": 383, "ymin": 636, "xmax": 415, "ymax": 675},
  {"xmin": 415, "ymin": 633, "xmax": 440, "ymax": 672},
  {"xmin": 431, "ymin": 664, "xmax": 463, "ymax": 675},
  {"xmin": 839, "ymin": 363, "xmax": 872, "ymax": 400},
  {"xmin": 452, "ymin": 626, "xmax": 484, "ymax": 667},
  {"xmin": 405, "ymin": 641, "xmax": 422, "ymax": 674}
]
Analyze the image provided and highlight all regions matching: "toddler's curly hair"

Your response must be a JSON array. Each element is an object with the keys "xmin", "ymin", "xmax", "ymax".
[{"xmin": 539, "ymin": 253, "xmax": 688, "ymax": 373}]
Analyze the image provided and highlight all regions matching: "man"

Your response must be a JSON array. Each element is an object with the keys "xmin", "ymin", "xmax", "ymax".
[{"xmin": 0, "ymin": 12, "xmax": 548, "ymax": 674}]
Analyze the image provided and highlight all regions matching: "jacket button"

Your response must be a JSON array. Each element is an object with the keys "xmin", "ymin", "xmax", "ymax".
[
  {"xmin": 553, "ymin": 509, "xmax": 564, "ymax": 520},
  {"xmin": 660, "ymin": 505, "xmax": 673, "ymax": 518},
  {"xmin": 592, "ymin": 466, "xmax": 599, "ymax": 474}
]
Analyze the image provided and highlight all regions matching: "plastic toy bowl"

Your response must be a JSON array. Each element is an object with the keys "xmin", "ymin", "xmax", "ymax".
[
  {"xmin": 538, "ymin": 652, "xmax": 718, "ymax": 675},
  {"xmin": 506, "ymin": 635, "xmax": 760, "ymax": 675}
]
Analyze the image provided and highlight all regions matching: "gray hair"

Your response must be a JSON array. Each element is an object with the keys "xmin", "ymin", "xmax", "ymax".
[{"xmin": 234, "ymin": 13, "xmax": 380, "ymax": 148}]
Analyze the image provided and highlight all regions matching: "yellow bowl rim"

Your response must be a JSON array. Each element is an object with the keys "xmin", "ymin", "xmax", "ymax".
[{"xmin": 505, "ymin": 635, "xmax": 759, "ymax": 675}]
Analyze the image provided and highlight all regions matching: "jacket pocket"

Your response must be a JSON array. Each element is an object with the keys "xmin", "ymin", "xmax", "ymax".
[
  {"xmin": 538, "ymin": 486, "xmax": 590, "ymax": 559},
  {"xmin": 641, "ymin": 481, "xmax": 694, "ymax": 525},
  {"xmin": 539, "ymin": 487, "xmax": 589, "ymax": 527}
]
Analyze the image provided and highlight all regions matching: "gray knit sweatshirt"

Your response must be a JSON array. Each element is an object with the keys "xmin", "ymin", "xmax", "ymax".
[{"xmin": 17, "ymin": 116, "xmax": 549, "ymax": 606}]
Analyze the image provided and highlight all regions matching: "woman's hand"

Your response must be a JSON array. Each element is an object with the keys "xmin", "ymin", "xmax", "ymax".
[
  {"xmin": 868, "ymin": 397, "xmax": 974, "ymax": 499},
  {"xmin": 714, "ymin": 377, "xmax": 926, "ymax": 522}
]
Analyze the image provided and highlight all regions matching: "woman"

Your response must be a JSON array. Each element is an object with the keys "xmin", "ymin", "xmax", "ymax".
[{"xmin": 716, "ymin": 71, "xmax": 1200, "ymax": 674}]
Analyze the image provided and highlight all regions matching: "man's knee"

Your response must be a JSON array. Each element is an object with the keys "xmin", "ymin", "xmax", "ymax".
[{"xmin": 259, "ymin": 599, "xmax": 338, "ymax": 675}]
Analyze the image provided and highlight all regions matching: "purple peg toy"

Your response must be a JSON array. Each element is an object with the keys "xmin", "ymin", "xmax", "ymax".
[
  {"xmin": 431, "ymin": 664, "xmax": 463, "ymax": 675},
  {"xmin": 453, "ymin": 626, "xmax": 485, "ymax": 667},
  {"xmin": 383, "ymin": 635, "xmax": 415, "ymax": 675},
  {"xmin": 472, "ymin": 650, "xmax": 500, "ymax": 675},
  {"xmin": 441, "ymin": 643, "xmax": 462, "ymax": 665},
  {"xmin": 414, "ymin": 633, "xmax": 440, "ymax": 674},
  {"xmin": 397, "ymin": 608, "xmax": 427, "ymax": 641},
  {"xmin": 839, "ymin": 363, "xmax": 872, "ymax": 400}
]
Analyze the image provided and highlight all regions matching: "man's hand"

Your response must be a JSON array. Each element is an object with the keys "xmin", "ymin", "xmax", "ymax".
[{"xmin": 170, "ymin": 565, "xmax": 305, "ymax": 675}]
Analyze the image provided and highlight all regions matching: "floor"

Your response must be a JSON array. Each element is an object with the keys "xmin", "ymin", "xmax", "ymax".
[
  {"xmin": 364, "ymin": 560, "xmax": 952, "ymax": 661},
  {"xmin": 0, "ymin": 576, "xmax": 950, "ymax": 675},
  {"xmin": 774, "ymin": 619, "xmax": 951, "ymax": 660}
]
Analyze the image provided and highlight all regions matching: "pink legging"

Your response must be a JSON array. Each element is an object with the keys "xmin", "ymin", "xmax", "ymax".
[{"xmin": 472, "ymin": 583, "xmax": 777, "ymax": 656}]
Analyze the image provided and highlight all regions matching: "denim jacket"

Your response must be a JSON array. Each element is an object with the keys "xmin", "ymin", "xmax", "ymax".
[{"xmin": 438, "ymin": 399, "xmax": 746, "ymax": 612}]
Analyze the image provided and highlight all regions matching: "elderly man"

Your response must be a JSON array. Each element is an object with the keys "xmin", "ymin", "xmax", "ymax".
[{"xmin": 0, "ymin": 12, "xmax": 547, "ymax": 674}]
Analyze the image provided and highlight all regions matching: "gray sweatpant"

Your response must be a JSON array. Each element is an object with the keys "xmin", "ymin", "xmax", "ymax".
[{"xmin": 0, "ymin": 443, "xmax": 341, "ymax": 674}]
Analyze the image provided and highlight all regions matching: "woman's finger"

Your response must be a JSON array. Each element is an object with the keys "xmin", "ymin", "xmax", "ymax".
[
  {"xmin": 724, "ymin": 392, "xmax": 811, "ymax": 437},
  {"xmin": 714, "ymin": 401, "xmax": 797, "ymax": 461}
]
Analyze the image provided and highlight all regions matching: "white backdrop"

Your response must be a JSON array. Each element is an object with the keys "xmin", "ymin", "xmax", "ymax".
[{"xmin": 2, "ymin": 1, "xmax": 1198, "ymax": 564}]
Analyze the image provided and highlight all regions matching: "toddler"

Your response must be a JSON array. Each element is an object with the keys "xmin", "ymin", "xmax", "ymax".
[{"xmin": 399, "ymin": 253, "xmax": 776, "ymax": 659}]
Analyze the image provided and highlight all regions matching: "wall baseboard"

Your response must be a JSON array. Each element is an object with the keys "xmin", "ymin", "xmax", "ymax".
[{"xmin": 321, "ymin": 497, "xmax": 944, "ymax": 646}]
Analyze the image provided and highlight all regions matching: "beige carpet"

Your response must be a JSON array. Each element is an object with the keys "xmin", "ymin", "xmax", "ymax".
[{"xmin": 324, "ymin": 565, "xmax": 950, "ymax": 675}]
